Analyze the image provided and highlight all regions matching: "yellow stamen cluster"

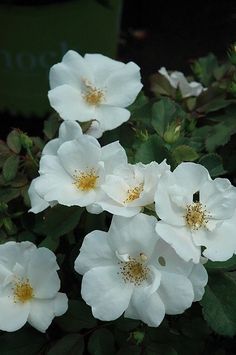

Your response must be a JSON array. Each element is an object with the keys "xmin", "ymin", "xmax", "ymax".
[
  {"xmin": 83, "ymin": 87, "xmax": 104, "ymax": 106},
  {"xmin": 13, "ymin": 279, "xmax": 34, "ymax": 303},
  {"xmin": 73, "ymin": 169, "xmax": 98, "ymax": 191},
  {"xmin": 185, "ymin": 202, "xmax": 209, "ymax": 230},
  {"xmin": 119, "ymin": 254, "xmax": 149, "ymax": 286},
  {"xmin": 124, "ymin": 183, "xmax": 144, "ymax": 203}
]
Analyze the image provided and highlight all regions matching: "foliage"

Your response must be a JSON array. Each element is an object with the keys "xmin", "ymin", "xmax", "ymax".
[{"xmin": 0, "ymin": 49, "xmax": 236, "ymax": 354}]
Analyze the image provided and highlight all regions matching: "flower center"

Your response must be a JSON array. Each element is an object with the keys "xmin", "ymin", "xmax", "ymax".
[
  {"xmin": 13, "ymin": 279, "xmax": 34, "ymax": 303},
  {"xmin": 185, "ymin": 202, "xmax": 209, "ymax": 230},
  {"xmin": 124, "ymin": 183, "xmax": 144, "ymax": 203},
  {"xmin": 119, "ymin": 254, "xmax": 149, "ymax": 286},
  {"xmin": 73, "ymin": 169, "xmax": 98, "ymax": 191},
  {"xmin": 84, "ymin": 87, "xmax": 104, "ymax": 105}
]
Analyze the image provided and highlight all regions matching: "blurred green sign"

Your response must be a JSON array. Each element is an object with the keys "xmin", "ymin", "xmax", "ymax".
[{"xmin": 0, "ymin": 0, "xmax": 122, "ymax": 116}]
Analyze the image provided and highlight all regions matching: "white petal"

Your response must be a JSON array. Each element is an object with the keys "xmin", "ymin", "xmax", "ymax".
[
  {"xmin": 34, "ymin": 174, "xmax": 81, "ymax": 207},
  {"xmin": 188, "ymin": 263, "xmax": 208, "ymax": 301},
  {"xmin": 153, "ymin": 239, "xmax": 193, "ymax": 276},
  {"xmin": 84, "ymin": 120, "xmax": 104, "ymax": 138},
  {"xmin": 42, "ymin": 138, "xmax": 60, "ymax": 156},
  {"xmin": 173, "ymin": 72, "xmax": 192, "ymax": 98},
  {"xmin": 108, "ymin": 214, "xmax": 159, "ymax": 258},
  {"xmin": 42, "ymin": 121, "xmax": 83, "ymax": 156},
  {"xmin": 0, "ymin": 241, "xmax": 36, "ymax": 275},
  {"xmin": 158, "ymin": 271, "xmax": 194, "ymax": 314},
  {"xmin": 74, "ymin": 230, "xmax": 115, "ymax": 275},
  {"xmin": 0, "ymin": 295, "xmax": 30, "ymax": 331},
  {"xmin": 28, "ymin": 178, "xmax": 49, "ymax": 214},
  {"xmin": 50, "ymin": 50, "xmax": 93, "ymax": 89},
  {"xmin": 81, "ymin": 265, "xmax": 133, "ymax": 321},
  {"xmin": 86, "ymin": 203, "xmax": 104, "ymax": 214},
  {"xmin": 27, "ymin": 248, "xmax": 60, "ymax": 299},
  {"xmin": 158, "ymin": 67, "xmax": 178, "ymax": 88},
  {"xmin": 57, "ymin": 138, "xmax": 101, "ymax": 176},
  {"xmin": 98, "ymin": 200, "xmax": 141, "ymax": 217},
  {"xmin": 48, "ymin": 85, "xmax": 95, "ymax": 122},
  {"xmin": 174, "ymin": 162, "xmax": 210, "ymax": 195},
  {"xmin": 155, "ymin": 222, "xmax": 201, "ymax": 263},
  {"xmin": 84, "ymin": 53, "xmax": 124, "ymax": 85},
  {"xmin": 58, "ymin": 121, "xmax": 83, "ymax": 141},
  {"xmin": 28, "ymin": 293, "xmax": 68, "ymax": 333},
  {"xmin": 49, "ymin": 63, "xmax": 80, "ymax": 90},
  {"xmin": 200, "ymin": 178, "xmax": 236, "ymax": 220},
  {"xmin": 39, "ymin": 154, "xmax": 72, "ymax": 179},
  {"xmin": 155, "ymin": 171, "xmax": 185, "ymax": 226},
  {"xmin": 187, "ymin": 81, "xmax": 204, "ymax": 97},
  {"xmin": 125, "ymin": 288, "xmax": 165, "ymax": 327},
  {"xmin": 95, "ymin": 105, "xmax": 130, "ymax": 131},
  {"xmin": 105, "ymin": 62, "xmax": 142, "ymax": 107},
  {"xmin": 193, "ymin": 214, "xmax": 236, "ymax": 261},
  {"xmin": 53, "ymin": 292, "xmax": 68, "ymax": 316},
  {"xmin": 101, "ymin": 141, "xmax": 128, "ymax": 174},
  {"xmin": 102, "ymin": 175, "xmax": 130, "ymax": 204}
]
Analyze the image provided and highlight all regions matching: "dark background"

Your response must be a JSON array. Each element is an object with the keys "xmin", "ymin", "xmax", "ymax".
[
  {"xmin": 120, "ymin": 0, "xmax": 236, "ymax": 79},
  {"xmin": 1, "ymin": 0, "xmax": 236, "ymax": 138}
]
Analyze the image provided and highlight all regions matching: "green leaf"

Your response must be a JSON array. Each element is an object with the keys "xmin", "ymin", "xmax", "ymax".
[
  {"xmin": 150, "ymin": 73, "xmax": 176, "ymax": 97},
  {"xmin": 34, "ymin": 205, "xmax": 83, "ymax": 238},
  {"xmin": 0, "ymin": 187, "xmax": 21, "ymax": 203},
  {"xmin": 191, "ymin": 53, "xmax": 218, "ymax": 86},
  {"xmin": 43, "ymin": 113, "xmax": 60, "ymax": 139},
  {"xmin": 205, "ymin": 118, "xmax": 236, "ymax": 152},
  {"xmin": 206, "ymin": 255, "xmax": 236, "ymax": 271},
  {"xmin": 18, "ymin": 230, "xmax": 37, "ymax": 243},
  {"xmin": 3, "ymin": 155, "xmax": 20, "ymax": 181},
  {"xmin": 0, "ymin": 141, "xmax": 11, "ymax": 167},
  {"xmin": 88, "ymin": 329, "xmax": 115, "ymax": 355},
  {"xmin": 151, "ymin": 98, "xmax": 182, "ymax": 137},
  {"xmin": 39, "ymin": 235, "xmax": 60, "ymax": 251},
  {"xmin": 198, "ymin": 153, "xmax": 226, "ymax": 177},
  {"xmin": 48, "ymin": 334, "xmax": 84, "ymax": 355},
  {"xmin": 146, "ymin": 343, "xmax": 178, "ymax": 355},
  {"xmin": 7, "ymin": 130, "xmax": 21, "ymax": 153},
  {"xmin": 0, "ymin": 328, "xmax": 47, "ymax": 355},
  {"xmin": 116, "ymin": 345, "xmax": 141, "ymax": 355},
  {"xmin": 135, "ymin": 135, "xmax": 172, "ymax": 164},
  {"xmin": 172, "ymin": 145, "xmax": 199, "ymax": 164},
  {"xmin": 56, "ymin": 299, "xmax": 97, "ymax": 332},
  {"xmin": 114, "ymin": 317, "xmax": 140, "ymax": 331},
  {"xmin": 201, "ymin": 272, "xmax": 236, "ymax": 336}
]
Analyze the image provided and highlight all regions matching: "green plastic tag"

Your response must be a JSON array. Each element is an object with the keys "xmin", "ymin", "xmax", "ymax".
[{"xmin": 0, "ymin": 0, "xmax": 122, "ymax": 116}]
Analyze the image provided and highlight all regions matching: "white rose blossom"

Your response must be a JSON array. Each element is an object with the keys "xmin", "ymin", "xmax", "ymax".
[
  {"xmin": 0, "ymin": 241, "xmax": 68, "ymax": 332},
  {"xmin": 155, "ymin": 162, "xmax": 236, "ymax": 263},
  {"xmin": 32, "ymin": 135, "xmax": 127, "ymax": 209},
  {"xmin": 48, "ymin": 50, "xmax": 143, "ymax": 138},
  {"xmin": 158, "ymin": 67, "xmax": 205, "ymax": 98},
  {"xmin": 89, "ymin": 160, "xmax": 170, "ymax": 217},
  {"xmin": 29, "ymin": 121, "xmax": 83, "ymax": 213},
  {"xmin": 74, "ymin": 213, "xmax": 208, "ymax": 327}
]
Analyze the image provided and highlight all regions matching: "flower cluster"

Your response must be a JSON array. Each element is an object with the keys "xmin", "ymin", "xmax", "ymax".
[{"xmin": 3, "ymin": 50, "xmax": 236, "ymax": 333}]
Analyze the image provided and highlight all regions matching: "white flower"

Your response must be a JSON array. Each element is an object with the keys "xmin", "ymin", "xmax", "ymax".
[
  {"xmin": 33, "ymin": 136, "xmax": 127, "ymax": 209},
  {"xmin": 0, "ymin": 241, "xmax": 68, "ymax": 332},
  {"xmin": 90, "ymin": 160, "xmax": 170, "ymax": 217},
  {"xmin": 29, "ymin": 122, "xmax": 83, "ymax": 213},
  {"xmin": 74, "ymin": 213, "xmax": 207, "ymax": 327},
  {"xmin": 155, "ymin": 162, "xmax": 236, "ymax": 263},
  {"xmin": 48, "ymin": 50, "xmax": 143, "ymax": 138},
  {"xmin": 158, "ymin": 67, "xmax": 205, "ymax": 98}
]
